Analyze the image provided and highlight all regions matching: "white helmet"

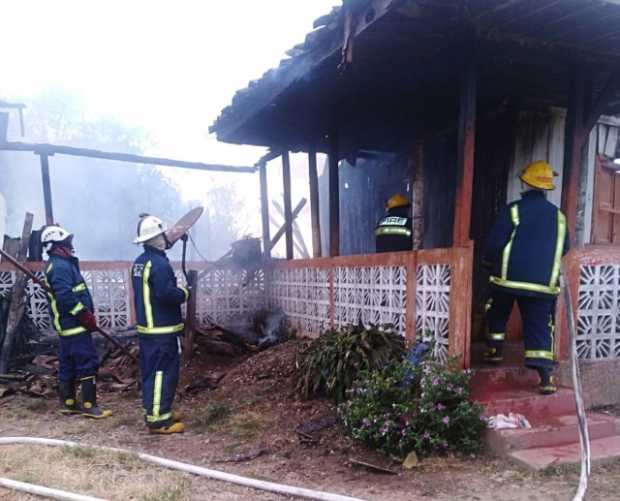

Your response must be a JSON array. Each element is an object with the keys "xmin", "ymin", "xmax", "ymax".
[
  {"xmin": 41, "ymin": 225, "xmax": 73, "ymax": 251},
  {"xmin": 134, "ymin": 214, "xmax": 168, "ymax": 244}
]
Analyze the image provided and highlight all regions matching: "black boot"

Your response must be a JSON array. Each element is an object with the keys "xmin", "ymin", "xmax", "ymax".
[
  {"xmin": 58, "ymin": 380, "xmax": 81, "ymax": 415},
  {"xmin": 80, "ymin": 377, "xmax": 112, "ymax": 419},
  {"xmin": 537, "ymin": 367, "xmax": 557, "ymax": 395}
]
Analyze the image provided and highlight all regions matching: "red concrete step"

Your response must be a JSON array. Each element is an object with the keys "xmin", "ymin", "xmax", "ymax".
[
  {"xmin": 470, "ymin": 341, "xmax": 524, "ymax": 366},
  {"xmin": 470, "ymin": 365, "xmax": 541, "ymax": 394},
  {"xmin": 485, "ymin": 412, "xmax": 618, "ymax": 452},
  {"xmin": 507, "ymin": 434, "xmax": 620, "ymax": 470},
  {"xmin": 475, "ymin": 388, "xmax": 576, "ymax": 424}
]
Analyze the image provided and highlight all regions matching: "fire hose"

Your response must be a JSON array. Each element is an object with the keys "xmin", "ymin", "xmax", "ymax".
[
  {"xmin": 0, "ymin": 247, "xmax": 137, "ymax": 363},
  {"xmin": 0, "ymin": 437, "xmax": 366, "ymax": 501},
  {"xmin": 560, "ymin": 267, "xmax": 590, "ymax": 501}
]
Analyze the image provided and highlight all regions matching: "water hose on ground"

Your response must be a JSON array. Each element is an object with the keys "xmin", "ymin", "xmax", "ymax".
[
  {"xmin": 0, "ymin": 437, "xmax": 366, "ymax": 501},
  {"xmin": 560, "ymin": 269, "xmax": 591, "ymax": 501},
  {"xmin": 0, "ymin": 477, "xmax": 108, "ymax": 501}
]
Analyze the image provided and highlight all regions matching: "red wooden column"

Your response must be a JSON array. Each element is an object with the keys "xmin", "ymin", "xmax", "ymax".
[
  {"xmin": 282, "ymin": 151, "xmax": 294, "ymax": 259},
  {"xmin": 328, "ymin": 133, "xmax": 340, "ymax": 257},
  {"xmin": 308, "ymin": 145, "xmax": 322, "ymax": 257},
  {"xmin": 453, "ymin": 59, "xmax": 477, "ymax": 247},
  {"xmin": 561, "ymin": 68, "xmax": 587, "ymax": 245}
]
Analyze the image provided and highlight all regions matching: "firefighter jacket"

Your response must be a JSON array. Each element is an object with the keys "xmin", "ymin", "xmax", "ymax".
[
  {"xmin": 132, "ymin": 246, "xmax": 189, "ymax": 335},
  {"xmin": 484, "ymin": 190, "xmax": 569, "ymax": 297},
  {"xmin": 375, "ymin": 206, "xmax": 413, "ymax": 253},
  {"xmin": 44, "ymin": 254, "xmax": 95, "ymax": 336}
]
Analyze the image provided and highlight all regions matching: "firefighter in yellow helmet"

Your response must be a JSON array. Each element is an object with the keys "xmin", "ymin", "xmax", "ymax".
[
  {"xmin": 483, "ymin": 160, "xmax": 569, "ymax": 395},
  {"xmin": 375, "ymin": 193, "xmax": 413, "ymax": 253}
]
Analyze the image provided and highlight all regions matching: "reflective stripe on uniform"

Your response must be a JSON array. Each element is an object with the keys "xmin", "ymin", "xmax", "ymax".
[
  {"xmin": 47, "ymin": 292, "xmax": 63, "ymax": 333},
  {"xmin": 146, "ymin": 412, "xmax": 172, "ymax": 423},
  {"xmin": 489, "ymin": 276, "xmax": 560, "ymax": 295},
  {"xmin": 501, "ymin": 205, "xmax": 520, "ymax": 280},
  {"xmin": 487, "ymin": 332, "xmax": 505, "ymax": 341},
  {"xmin": 137, "ymin": 323, "xmax": 185, "ymax": 335},
  {"xmin": 72, "ymin": 283, "xmax": 87, "ymax": 292},
  {"xmin": 549, "ymin": 211, "xmax": 566, "ymax": 288},
  {"xmin": 152, "ymin": 370, "xmax": 163, "ymax": 419},
  {"xmin": 69, "ymin": 302, "xmax": 85, "ymax": 316},
  {"xmin": 375, "ymin": 227, "xmax": 412, "ymax": 237},
  {"xmin": 181, "ymin": 287, "xmax": 189, "ymax": 302},
  {"xmin": 143, "ymin": 260, "xmax": 154, "ymax": 329},
  {"xmin": 59, "ymin": 326, "xmax": 87, "ymax": 337},
  {"xmin": 525, "ymin": 350, "xmax": 554, "ymax": 361}
]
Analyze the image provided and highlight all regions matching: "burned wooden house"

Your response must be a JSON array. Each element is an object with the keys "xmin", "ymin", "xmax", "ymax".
[{"xmin": 210, "ymin": 0, "xmax": 620, "ymax": 407}]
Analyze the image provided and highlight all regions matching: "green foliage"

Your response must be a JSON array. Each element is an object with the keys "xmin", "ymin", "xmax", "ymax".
[
  {"xmin": 295, "ymin": 323, "xmax": 405, "ymax": 403},
  {"xmin": 339, "ymin": 358, "xmax": 486, "ymax": 457}
]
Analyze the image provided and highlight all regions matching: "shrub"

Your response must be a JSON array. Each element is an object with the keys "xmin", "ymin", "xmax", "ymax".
[
  {"xmin": 339, "ymin": 358, "xmax": 486, "ymax": 457},
  {"xmin": 295, "ymin": 323, "xmax": 405, "ymax": 403}
]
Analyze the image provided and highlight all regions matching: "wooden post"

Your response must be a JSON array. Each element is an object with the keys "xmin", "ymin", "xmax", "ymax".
[
  {"xmin": 182, "ymin": 270, "xmax": 198, "ymax": 363},
  {"xmin": 412, "ymin": 141, "xmax": 425, "ymax": 249},
  {"xmin": 328, "ymin": 134, "xmax": 340, "ymax": 257},
  {"xmin": 453, "ymin": 58, "xmax": 477, "ymax": 247},
  {"xmin": 561, "ymin": 67, "xmax": 587, "ymax": 246},
  {"xmin": 39, "ymin": 154, "xmax": 54, "ymax": 225},
  {"xmin": 267, "ymin": 198, "xmax": 307, "ymax": 254},
  {"xmin": 308, "ymin": 146, "xmax": 322, "ymax": 257},
  {"xmin": 259, "ymin": 162, "xmax": 271, "ymax": 258},
  {"xmin": 0, "ymin": 213, "xmax": 33, "ymax": 374},
  {"xmin": 282, "ymin": 151, "xmax": 293, "ymax": 259}
]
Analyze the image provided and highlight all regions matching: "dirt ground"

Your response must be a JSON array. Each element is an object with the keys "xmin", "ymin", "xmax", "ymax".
[{"xmin": 1, "ymin": 339, "xmax": 620, "ymax": 501}]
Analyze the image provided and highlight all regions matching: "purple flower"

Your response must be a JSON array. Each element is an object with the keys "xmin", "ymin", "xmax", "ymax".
[
  {"xmin": 432, "ymin": 378, "xmax": 439, "ymax": 386},
  {"xmin": 436, "ymin": 403, "xmax": 446, "ymax": 411},
  {"xmin": 456, "ymin": 387, "xmax": 464, "ymax": 395},
  {"xmin": 423, "ymin": 431, "xmax": 431, "ymax": 440},
  {"xmin": 442, "ymin": 416, "xmax": 450, "ymax": 425},
  {"xmin": 362, "ymin": 418, "xmax": 371, "ymax": 427}
]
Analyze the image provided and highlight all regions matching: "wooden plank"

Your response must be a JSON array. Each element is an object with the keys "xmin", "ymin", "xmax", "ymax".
[
  {"xmin": 182, "ymin": 270, "xmax": 198, "ymax": 363},
  {"xmin": 448, "ymin": 245, "xmax": 473, "ymax": 369},
  {"xmin": 308, "ymin": 146, "xmax": 322, "ymax": 257},
  {"xmin": 411, "ymin": 142, "xmax": 425, "ymax": 249},
  {"xmin": 452, "ymin": 58, "xmax": 477, "ymax": 247},
  {"xmin": 0, "ymin": 213, "xmax": 33, "ymax": 374},
  {"xmin": 328, "ymin": 134, "xmax": 340, "ymax": 257},
  {"xmin": 591, "ymin": 156, "xmax": 612, "ymax": 243},
  {"xmin": 3, "ymin": 141, "xmax": 256, "ymax": 174},
  {"xmin": 39, "ymin": 154, "xmax": 54, "ymax": 225},
  {"xmin": 259, "ymin": 162, "xmax": 271, "ymax": 258},
  {"xmin": 405, "ymin": 252, "xmax": 417, "ymax": 344},
  {"xmin": 281, "ymin": 151, "xmax": 294, "ymax": 260},
  {"xmin": 267, "ymin": 198, "xmax": 307, "ymax": 254},
  {"xmin": 272, "ymin": 200, "xmax": 309, "ymax": 258}
]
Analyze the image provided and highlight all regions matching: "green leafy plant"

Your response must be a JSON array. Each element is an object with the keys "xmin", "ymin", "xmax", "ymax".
[
  {"xmin": 339, "ymin": 358, "xmax": 486, "ymax": 457},
  {"xmin": 295, "ymin": 323, "xmax": 405, "ymax": 403}
]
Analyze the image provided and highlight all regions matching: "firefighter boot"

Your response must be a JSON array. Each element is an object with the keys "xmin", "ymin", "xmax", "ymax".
[
  {"xmin": 80, "ymin": 377, "xmax": 113, "ymax": 419},
  {"xmin": 148, "ymin": 421, "xmax": 185, "ymax": 435},
  {"xmin": 172, "ymin": 410, "xmax": 184, "ymax": 422},
  {"xmin": 538, "ymin": 368, "xmax": 557, "ymax": 395},
  {"xmin": 482, "ymin": 347, "xmax": 503, "ymax": 364},
  {"xmin": 58, "ymin": 380, "xmax": 81, "ymax": 415}
]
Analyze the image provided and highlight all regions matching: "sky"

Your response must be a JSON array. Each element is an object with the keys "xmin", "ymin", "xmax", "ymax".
[{"xmin": 1, "ymin": 0, "xmax": 336, "ymax": 254}]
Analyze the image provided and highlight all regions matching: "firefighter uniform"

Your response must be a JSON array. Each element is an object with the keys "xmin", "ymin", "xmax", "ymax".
[
  {"xmin": 132, "ymin": 245, "xmax": 188, "ymax": 431},
  {"xmin": 375, "ymin": 194, "xmax": 413, "ymax": 253},
  {"xmin": 484, "ymin": 180, "xmax": 569, "ymax": 392}
]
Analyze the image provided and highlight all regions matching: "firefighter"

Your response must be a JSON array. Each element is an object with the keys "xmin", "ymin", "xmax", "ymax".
[
  {"xmin": 483, "ymin": 160, "xmax": 569, "ymax": 395},
  {"xmin": 41, "ymin": 225, "xmax": 112, "ymax": 418},
  {"xmin": 375, "ymin": 193, "xmax": 413, "ymax": 253},
  {"xmin": 132, "ymin": 214, "xmax": 188, "ymax": 434}
]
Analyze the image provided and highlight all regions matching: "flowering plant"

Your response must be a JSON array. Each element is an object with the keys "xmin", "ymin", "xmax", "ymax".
[{"xmin": 339, "ymin": 358, "xmax": 485, "ymax": 457}]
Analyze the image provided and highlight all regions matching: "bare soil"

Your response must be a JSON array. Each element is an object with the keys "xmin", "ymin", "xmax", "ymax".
[{"xmin": 1, "ymin": 338, "xmax": 620, "ymax": 500}]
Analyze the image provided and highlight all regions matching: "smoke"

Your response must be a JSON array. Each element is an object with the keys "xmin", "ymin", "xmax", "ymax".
[{"xmin": 0, "ymin": 87, "xmax": 243, "ymax": 261}]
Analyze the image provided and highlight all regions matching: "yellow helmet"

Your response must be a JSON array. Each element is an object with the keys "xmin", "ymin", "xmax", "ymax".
[
  {"xmin": 520, "ymin": 160, "xmax": 558, "ymax": 191},
  {"xmin": 386, "ymin": 193, "xmax": 410, "ymax": 210}
]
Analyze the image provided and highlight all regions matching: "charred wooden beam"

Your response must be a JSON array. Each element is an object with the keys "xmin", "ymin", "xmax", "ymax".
[
  {"xmin": 1, "ymin": 142, "xmax": 256, "ymax": 174},
  {"xmin": 453, "ymin": 57, "xmax": 477, "ymax": 247},
  {"xmin": 39, "ymin": 154, "xmax": 54, "ymax": 225},
  {"xmin": 282, "ymin": 151, "xmax": 294, "ymax": 259},
  {"xmin": 584, "ymin": 67, "xmax": 620, "ymax": 134},
  {"xmin": 328, "ymin": 133, "xmax": 340, "ymax": 256},
  {"xmin": 308, "ymin": 146, "xmax": 322, "ymax": 257},
  {"xmin": 267, "ymin": 198, "xmax": 307, "ymax": 254},
  {"xmin": 259, "ymin": 162, "xmax": 271, "ymax": 258}
]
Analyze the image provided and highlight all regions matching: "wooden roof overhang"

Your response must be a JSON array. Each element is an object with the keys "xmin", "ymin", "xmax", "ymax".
[{"xmin": 211, "ymin": 0, "xmax": 620, "ymax": 160}]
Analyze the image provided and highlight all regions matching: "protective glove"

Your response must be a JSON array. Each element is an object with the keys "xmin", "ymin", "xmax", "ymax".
[{"xmin": 79, "ymin": 309, "xmax": 98, "ymax": 332}]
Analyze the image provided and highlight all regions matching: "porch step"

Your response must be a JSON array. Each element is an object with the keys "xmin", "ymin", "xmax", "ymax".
[
  {"xmin": 470, "ymin": 365, "xmax": 541, "ymax": 393},
  {"xmin": 470, "ymin": 341, "xmax": 524, "ymax": 366},
  {"xmin": 485, "ymin": 412, "xmax": 619, "ymax": 452},
  {"xmin": 507, "ymin": 435, "xmax": 620, "ymax": 470}
]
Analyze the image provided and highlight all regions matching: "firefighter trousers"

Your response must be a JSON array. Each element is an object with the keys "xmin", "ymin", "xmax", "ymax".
[
  {"xmin": 139, "ymin": 333, "xmax": 180, "ymax": 428},
  {"xmin": 485, "ymin": 289, "xmax": 556, "ymax": 369}
]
